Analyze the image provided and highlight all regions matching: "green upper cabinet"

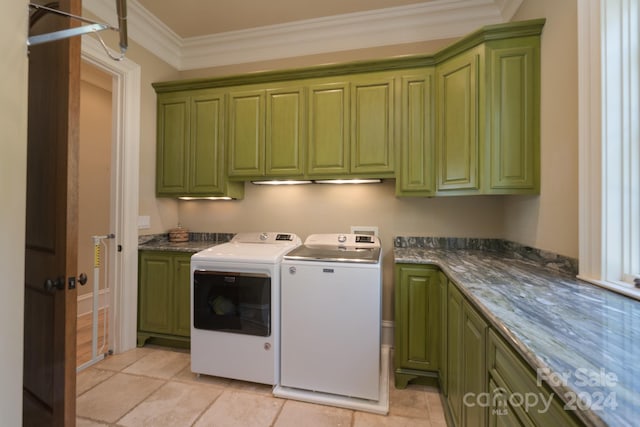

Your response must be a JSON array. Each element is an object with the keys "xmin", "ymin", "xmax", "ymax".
[
  {"xmin": 350, "ymin": 74, "xmax": 395, "ymax": 176},
  {"xmin": 485, "ymin": 37, "xmax": 540, "ymax": 194},
  {"xmin": 396, "ymin": 69, "xmax": 435, "ymax": 196},
  {"xmin": 307, "ymin": 81, "xmax": 350, "ymax": 176},
  {"xmin": 228, "ymin": 85, "xmax": 305, "ymax": 179},
  {"xmin": 156, "ymin": 90, "xmax": 243, "ymax": 198},
  {"xmin": 152, "ymin": 19, "xmax": 544, "ymax": 196},
  {"xmin": 307, "ymin": 74, "xmax": 395, "ymax": 179},
  {"xmin": 156, "ymin": 93, "xmax": 189, "ymax": 194},
  {"xmin": 434, "ymin": 27, "xmax": 541, "ymax": 196},
  {"xmin": 228, "ymin": 89, "xmax": 265, "ymax": 177},
  {"xmin": 266, "ymin": 86, "xmax": 305, "ymax": 176},
  {"xmin": 191, "ymin": 93, "xmax": 225, "ymax": 194},
  {"xmin": 436, "ymin": 48, "xmax": 480, "ymax": 194}
]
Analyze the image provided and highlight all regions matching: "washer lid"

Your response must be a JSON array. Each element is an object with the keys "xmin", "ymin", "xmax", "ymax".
[
  {"xmin": 284, "ymin": 233, "xmax": 381, "ymax": 264},
  {"xmin": 192, "ymin": 232, "xmax": 301, "ymax": 264}
]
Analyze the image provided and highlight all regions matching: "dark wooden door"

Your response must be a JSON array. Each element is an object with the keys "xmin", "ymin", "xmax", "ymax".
[{"xmin": 24, "ymin": 1, "xmax": 80, "ymax": 425}]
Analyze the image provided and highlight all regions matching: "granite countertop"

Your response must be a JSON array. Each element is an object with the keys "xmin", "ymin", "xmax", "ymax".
[
  {"xmin": 394, "ymin": 238, "xmax": 640, "ymax": 427},
  {"xmin": 138, "ymin": 232, "xmax": 235, "ymax": 253}
]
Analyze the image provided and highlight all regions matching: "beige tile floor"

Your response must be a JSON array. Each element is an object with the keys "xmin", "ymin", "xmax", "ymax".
[{"xmin": 76, "ymin": 346, "xmax": 447, "ymax": 427}]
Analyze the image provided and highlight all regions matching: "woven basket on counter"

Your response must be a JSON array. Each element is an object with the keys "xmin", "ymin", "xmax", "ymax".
[{"xmin": 169, "ymin": 226, "xmax": 189, "ymax": 242}]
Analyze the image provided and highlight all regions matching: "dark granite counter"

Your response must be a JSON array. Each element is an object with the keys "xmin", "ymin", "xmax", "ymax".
[
  {"xmin": 138, "ymin": 232, "xmax": 234, "ymax": 253},
  {"xmin": 394, "ymin": 238, "xmax": 640, "ymax": 427}
]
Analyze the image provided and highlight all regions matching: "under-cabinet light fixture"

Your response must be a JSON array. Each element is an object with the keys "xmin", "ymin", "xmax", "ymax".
[
  {"xmin": 178, "ymin": 197, "xmax": 233, "ymax": 201},
  {"xmin": 313, "ymin": 179, "xmax": 382, "ymax": 184},
  {"xmin": 251, "ymin": 180, "xmax": 313, "ymax": 185}
]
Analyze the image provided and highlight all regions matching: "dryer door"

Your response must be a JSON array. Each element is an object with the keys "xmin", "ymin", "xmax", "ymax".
[{"xmin": 193, "ymin": 270, "xmax": 271, "ymax": 337}]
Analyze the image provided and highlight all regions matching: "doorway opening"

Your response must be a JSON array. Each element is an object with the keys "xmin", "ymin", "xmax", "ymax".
[
  {"xmin": 76, "ymin": 62, "xmax": 114, "ymax": 370},
  {"xmin": 79, "ymin": 36, "xmax": 141, "ymax": 361}
]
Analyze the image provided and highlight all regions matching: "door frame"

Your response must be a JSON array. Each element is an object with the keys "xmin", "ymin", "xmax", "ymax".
[{"xmin": 81, "ymin": 37, "xmax": 140, "ymax": 353}]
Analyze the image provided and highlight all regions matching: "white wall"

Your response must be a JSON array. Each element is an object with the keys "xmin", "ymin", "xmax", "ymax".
[
  {"xmin": 179, "ymin": 182, "xmax": 506, "ymax": 320},
  {"xmin": 505, "ymin": 0, "xmax": 579, "ymax": 258},
  {"xmin": 0, "ymin": 1, "xmax": 28, "ymax": 424}
]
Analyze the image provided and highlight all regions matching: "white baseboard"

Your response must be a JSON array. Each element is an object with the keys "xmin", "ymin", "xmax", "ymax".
[
  {"xmin": 77, "ymin": 289, "xmax": 110, "ymax": 317},
  {"xmin": 382, "ymin": 320, "xmax": 394, "ymax": 348}
]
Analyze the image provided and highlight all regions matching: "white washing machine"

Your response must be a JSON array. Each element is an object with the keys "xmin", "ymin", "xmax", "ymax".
[
  {"xmin": 190, "ymin": 232, "xmax": 301, "ymax": 385},
  {"xmin": 274, "ymin": 233, "xmax": 388, "ymax": 414}
]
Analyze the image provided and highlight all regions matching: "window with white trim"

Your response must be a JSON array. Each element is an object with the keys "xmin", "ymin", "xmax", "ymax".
[{"xmin": 578, "ymin": 0, "xmax": 640, "ymax": 299}]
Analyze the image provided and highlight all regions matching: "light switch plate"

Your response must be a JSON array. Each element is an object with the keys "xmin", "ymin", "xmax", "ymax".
[{"xmin": 138, "ymin": 215, "xmax": 151, "ymax": 229}]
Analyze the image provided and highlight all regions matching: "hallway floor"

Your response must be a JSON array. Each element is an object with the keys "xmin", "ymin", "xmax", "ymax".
[{"xmin": 76, "ymin": 346, "xmax": 447, "ymax": 427}]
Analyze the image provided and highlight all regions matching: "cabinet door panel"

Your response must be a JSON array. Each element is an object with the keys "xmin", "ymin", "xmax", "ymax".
[
  {"xmin": 157, "ymin": 96, "xmax": 189, "ymax": 194},
  {"xmin": 351, "ymin": 77, "xmax": 394, "ymax": 174},
  {"xmin": 174, "ymin": 255, "xmax": 192, "ymax": 337},
  {"xmin": 191, "ymin": 94, "xmax": 224, "ymax": 193},
  {"xmin": 138, "ymin": 254, "xmax": 172, "ymax": 334},
  {"xmin": 488, "ymin": 42, "xmax": 539, "ymax": 191},
  {"xmin": 437, "ymin": 52, "xmax": 479, "ymax": 192},
  {"xmin": 447, "ymin": 283, "xmax": 464, "ymax": 427},
  {"xmin": 397, "ymin": 72, "xmax": 435, "ymax": 195},
  {"xmin": 488, "ymin": 379, "xmax": 530, "ymax": 427},
  {"xmin": 266, "ymin": 87, "xmax": 305, "ymax": 176},
  {"xmin": 463, "ymin": 300, "xmax": 488, "ymax": 427},
  {"xmin": 228, "ymin": 90, "xmax": 265, "ymax": 177},
  {"xmin": 308, "ymin": 82, "xmax": 349, "ymax": 176},
  {"xmin": 438, "ymin": 272, "xmax": 448, "ymax": 395},
  {"xmin": 397, "ymin": 266, "xmax": 440, "ymax": 371}
]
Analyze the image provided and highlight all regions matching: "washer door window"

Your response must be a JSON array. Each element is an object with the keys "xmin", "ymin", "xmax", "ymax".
[{"xmin": 193, "ymin": 271, "xmax": 271, "ymax": 337}]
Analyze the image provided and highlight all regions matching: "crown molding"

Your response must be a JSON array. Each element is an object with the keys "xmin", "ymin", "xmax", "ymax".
[
  {"xmin": 84, "ymin": 0, "xmax": 183, "ymax": 69},
  {"xmin": 84, "ymin": 0, "xmax": 523, "ymax": 71}
]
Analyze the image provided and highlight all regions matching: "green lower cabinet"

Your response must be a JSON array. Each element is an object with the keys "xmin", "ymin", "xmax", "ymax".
[
  {"xmin": 488, "ymin": 378, "xmax": 532, "ymax": 427},
  {"xmin": 447, "ymin": 278, "xmax": 488, "ymax": 427},
  {"xmin": 447, "ymin": 281, "xmax": 465, "ymax": 426},
  {"xmin": 393, "ymin": 263, "xmax": 585, "ymax": 427},
  {"xmin": 138, "ymin": 251, "xmax": 192, "ymax": 347},
  {"xmin": 462, "ymin": 300, "xmax": 488, "ymax": 427},
  {"xmin": 438, "ymin": 271, "xmax": 448, "ymax": 396},
  {"xmin": 394, "ymin": 264, "xmax": 442, "ymax": 388},
  {"xmin": 487, "ymin": 330, "xmax": 583, "ymax": 427}
]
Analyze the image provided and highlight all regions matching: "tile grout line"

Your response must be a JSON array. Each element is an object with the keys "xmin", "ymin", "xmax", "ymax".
[
  {"xmin": 112, "ymin": 377, "xmax": 169, "ymax": 426},
  {"xmin": 269, "ymin": 396, "xmax": 287, "ymax": 427},
  {"xmin": 188, "ymin": 385, "xmax": 226, "ymax": 427}
]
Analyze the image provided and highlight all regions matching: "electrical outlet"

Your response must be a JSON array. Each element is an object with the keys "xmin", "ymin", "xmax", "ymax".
[{"xmin": 350, "ymin": 226, "xmax": 378, "ymax": 236}]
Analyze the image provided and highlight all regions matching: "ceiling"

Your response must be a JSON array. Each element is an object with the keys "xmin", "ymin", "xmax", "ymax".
[
  {"xmin": 83, "ymin": 0, "xmax": 524, "ymax": 70},
  {"xmin": 136, "ymin": 0, "xmax": 430, "ymax": 38}
]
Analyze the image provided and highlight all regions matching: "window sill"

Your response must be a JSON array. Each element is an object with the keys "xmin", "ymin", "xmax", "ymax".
[{"xmin": 576, "ymin": 275, "xmax": 640, "ymax": 302}]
